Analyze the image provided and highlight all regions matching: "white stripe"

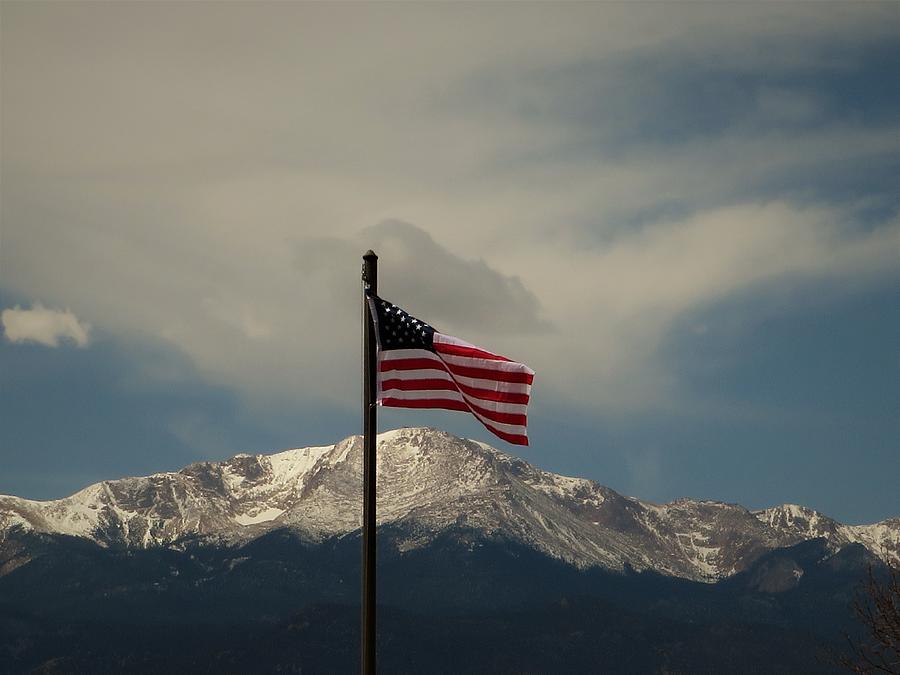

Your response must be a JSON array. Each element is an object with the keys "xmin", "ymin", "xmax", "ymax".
[
  {"xmin": 378, "ymin": 387, "xmax": 529, "ymax": 416},
  {"xmin": 432, "ymin": 332, "xmax": 483, "ymax": 350},
  {"xmin": 380, "ymin": 367, "xmax": 452, "ymax": 380},
  {"xmin": 433, "ymin": 332, "xmax": 534, "ymax": 373},
  {"xmin": 379, "ymin": 348, "xmax": 443, "ymax": 365},
  {"xmin": 466, "ymin": 415, "xmax": 526, "ymax": 438},
  {"xmin": 380, "ymin": 368, "xmax": 453, "ymax": 381},
  {"xmin": 379, "ymin": 388, "xmax": 527, "ymax": 437},
  {"xmin": 379, "ymin": 346, "xmax": 533, "ymax": 379},
  {"xmin": 378, "ymin": 367, "xmax": 532, "ymax": 396},
  {"xmin": 435, "ymin": 352, "xmax": 535, "ymax": 375}
]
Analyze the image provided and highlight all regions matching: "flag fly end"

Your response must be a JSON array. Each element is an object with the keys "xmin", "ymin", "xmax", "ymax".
[{"xmin": 366, "ymin": 293, "xmax": 534, "ymax": 447}]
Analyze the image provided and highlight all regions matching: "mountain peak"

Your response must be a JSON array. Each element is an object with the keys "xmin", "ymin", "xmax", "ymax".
[{"xmin": 1, "ymin": 427, "xmax": 897, "ymax": 581}]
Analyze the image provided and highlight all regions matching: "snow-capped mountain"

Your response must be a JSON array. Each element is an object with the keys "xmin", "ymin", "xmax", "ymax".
[{"xmin": 1, "ymin": 427, "xmax": 897, "ymax": 582}]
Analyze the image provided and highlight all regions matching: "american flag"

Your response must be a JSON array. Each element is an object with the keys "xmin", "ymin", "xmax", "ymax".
[{"xmin": 367, "ymin": 294, "xmax": 534, "ymax": 446}]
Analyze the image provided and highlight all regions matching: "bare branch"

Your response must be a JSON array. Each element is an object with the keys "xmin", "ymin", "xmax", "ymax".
[{"xmin": 840, "ymin": 554, "xmax": 900, "ymax": 674}]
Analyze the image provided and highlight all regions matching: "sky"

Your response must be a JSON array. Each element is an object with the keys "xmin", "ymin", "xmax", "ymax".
[{"xmin": 1, "ymin": 2, "xmax": 898, "ymax": 525}]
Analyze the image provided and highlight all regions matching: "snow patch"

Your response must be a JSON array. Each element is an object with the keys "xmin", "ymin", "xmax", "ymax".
[
  {"xmin": 234, "ymin": 508, "xmax": 285, "ymax": 526},
  {"xmin": 269, "ymin": 445, "xmax": 333, "ymax": 484}
]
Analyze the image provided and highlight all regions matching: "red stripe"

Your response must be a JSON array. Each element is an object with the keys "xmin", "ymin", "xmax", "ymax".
[
  {"xmin": 381, "ymin": 380, "xmax": 528, "ymax": 426},
  {"xmin": 456, "ymin": 381, "xmax": 530, "ymax": 404},
  {"xmin": 380, "ymin": 357, "xmax": 444, "ymax": 373},
  {"xmin": 442, "ymin": 362, "xmax": 534, "ymax": 385},
  {"xmin": 382, "ymin": 378, "xmax": 457, "ymax": 392},
  {"xmin": 382, "ymin": 376, "xmax": 530, "ymax": 405},
  {"xmin": 466, "ymin": 406, "xmax": 526, "ymax": 427},
  {"xmin": 433, "ymin": 342, "xmax": 511, "ymax": 362},
  {"xmin": 381, "ymin": 398, "xmax": 528, "ymax": 443},
  {"xmin": 480, "ymin": 422, "xmax": 529, "ymax": 446},
  {"xmin": 381, "ymin": 356, "xmax": 534, "ymax": 387},
  {"xmin": 381, "ymin": 397, "xmax": 471, "ymax": 414}
]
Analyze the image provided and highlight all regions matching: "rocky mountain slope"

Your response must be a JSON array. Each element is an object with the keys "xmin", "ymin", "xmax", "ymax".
[{"xmin": 1, "ymin": 427, "xmax": 897, "ymax": 581}]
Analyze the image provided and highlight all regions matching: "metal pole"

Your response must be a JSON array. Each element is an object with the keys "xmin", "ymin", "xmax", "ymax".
[{"xmin": 361, "ymin": 250, "xmax": 378, "ymax": 675}]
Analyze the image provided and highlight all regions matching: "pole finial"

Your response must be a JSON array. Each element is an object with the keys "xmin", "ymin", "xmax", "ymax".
[{"xmin": 362, "ymin": 251, "xmax": 378, "ymax": 286}]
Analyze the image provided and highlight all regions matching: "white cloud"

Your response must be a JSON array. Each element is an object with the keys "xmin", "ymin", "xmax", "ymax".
[
  {"xmin": 1, "ymin": 2, "xmax": 897, "ymax": 420},
  {"xmin": 2, "ymin": 303, "xmax": 91, "ymax": 348}
]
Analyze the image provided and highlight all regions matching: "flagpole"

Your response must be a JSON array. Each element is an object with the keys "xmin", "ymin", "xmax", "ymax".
[{"xmin": 361, "ymin": 250, "xmax": 378, "ymax": 675}]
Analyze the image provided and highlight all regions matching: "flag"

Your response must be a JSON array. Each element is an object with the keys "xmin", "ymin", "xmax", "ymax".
[{"xmin": 367, "ymin": 294, "xmax": 534, "ymax": 446}]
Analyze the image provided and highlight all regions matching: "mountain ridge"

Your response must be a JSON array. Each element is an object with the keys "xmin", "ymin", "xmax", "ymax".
[{"xmin": 1, "ymin": 427, "xmax": 897, "ymax": 582}]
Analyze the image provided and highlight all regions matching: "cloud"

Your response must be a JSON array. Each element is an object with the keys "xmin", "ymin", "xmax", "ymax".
[
  {"xmin": 358, "ymin": 221, "xmax": 550, "ymax": 336},
  {"xmin": 1, "ymin": 1, "xmax": 898, "ymax": 423},
  {"xmin": 511, "ymin": 202, "xmax": 900, "ymax": 415},
  {"xmin": 2, "ymin": 303, "xmax": 91, "ymax": 348},
  {"xmin": 293, "ymin": 220, "xmax": 549, "ymax": 335}
]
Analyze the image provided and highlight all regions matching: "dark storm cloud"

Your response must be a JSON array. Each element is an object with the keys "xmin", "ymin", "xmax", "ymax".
[
  {"xmin": 361, "ymin": 221, "xmax": 551, "ymax": 335},
  {"xmin": 295, "ymin": 221, "xmax": 550, "ymax": 336}
]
